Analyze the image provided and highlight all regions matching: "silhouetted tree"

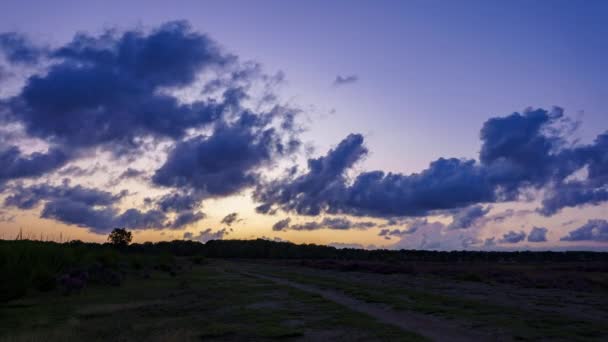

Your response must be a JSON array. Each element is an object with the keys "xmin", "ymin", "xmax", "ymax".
[{"xmin": 107, "ymin": 228, "xmax": 132, "ymax": 247}]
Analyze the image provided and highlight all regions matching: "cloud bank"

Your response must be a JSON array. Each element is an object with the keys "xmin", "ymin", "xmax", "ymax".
[
  {"xmin": 272, "ymin": 216, "xmax": 376, "ymax": 231},
  {"xmin": 561, "ymin": 220, "xmax": 608, "ymax": 242},
  {"xmin": 0, "ymin": 21, "xmax": 299, "ymax": 232},
  {"xmin": 255, "ymin": 108, "xmax": 608, "ymax": 219}
]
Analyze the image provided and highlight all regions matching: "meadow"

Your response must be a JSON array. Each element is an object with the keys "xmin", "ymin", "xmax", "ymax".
[{"xmin": 1, "ymin": 239, "xmax": 607, "ymax": 341}]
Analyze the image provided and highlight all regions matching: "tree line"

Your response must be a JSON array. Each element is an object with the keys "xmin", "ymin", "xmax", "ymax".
[{"xmin": 100, "ymin": 230, "xmax": 607, "ymax": 262}]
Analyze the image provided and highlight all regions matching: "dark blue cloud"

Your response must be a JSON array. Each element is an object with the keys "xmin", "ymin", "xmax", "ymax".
[
  {"xmin": 41, "ymin": 198, "xmax": 118, "ymax": 231},
  {"xmin": 447, "ymin": 205, "xmax": 490, "ymax": 229},
  {"xmin": 272, "ymin": 216, "xmax": 375, "ymax": 231},
  {"xmin": 272, "ymin": 218, "xmax": 291, "ymax": 231},
  {"xmin": 4, "ymin": 181, "xmax": 125, "ymax": 209},
  {"xmin": 0, "ymin": 65, "xmax": 9, "ymax": 81},
  {"xmin": 40, "ymin": 198, "xmax": 169, "ymax": 233},
  {"xmin": 499, "ymin": 230, "xmax": 527, "ymax": 244},
  {"xmin": 540, "ymin": 182, "xmax": 608, "ymax": 216},
  {"xmin": 4, "ymin": 22, "xmax": 298, "ymax": 183},
  {"xmin": 0, "ymin": 32, "xmax": 46, "ymax": 65},
  {"xmin": 119, "ymin": 168, "xmax": 146, "ymax": 180},
  {"xmin": 343, "ymin": 158, "xmax": 494, "ymax": 217},
  {"xmin": 3, "ymin": 181, "xmax": 204, "ymax": 232},
  {"xmin": 527, "ymin": 226, "xmax": 548, "ymax": 242},
  {"xmin": 479, "ymin": 108, "xmax": 565, "ymax": 196},
  {"xmin": 115, "ymin": 208, "xmax": 168, "ymax": 230},
  {"xmin": 150, "ymin": 191, "xmax": 206, "ymax": 228},
  {"xmin": 156, "ymin": 191, "xmax": 202, "ymax": 213},
  {"xmin": 255, "ymin": 108, "xmax": 608, "ymax": 218},
  {"xmin": 58, "ymin": 164, "xmax": 106, "ymax": 177},
  {"xmin": 153, "ymin": 113, "xmax": 290, "ymax": 197},
  {"xmin": 333, "ymin": 74, "xmax": 358, "ymax": 86},
  {"xmin": 0, "ymin": 146, "xmax": 69, "ymax": 185},
  {"xmin": 105, "ymin": 167, "xmax": 147, "ymax": 187},
  {"xmin": 38, "ymin": 196, "xmax": 204, "ymax": 233},
  {"xmin": 256, "ymin": 141, "xmax": 493, "ymax": 217},
  {"xmin": 539, "ymin": 132, "xmax": 608, "ymax": 215},
  {"xmin": 560, "ymin": 219, "xmax": 608, "ymax": 242},
  {"xmin": 0, "ymin": 21, "xmax": 301, "ymax": 233},
  {"xmin": 0, "ymin": 21, "xmax": 291, "ymax": 199},
  {"xmin": 378, "ymin": 228, "xmax": 411, "ymax": 238},
  {"xmin": 55, "ymin": 21, "xmax": 227, "ymax": 88},
  {"xmin": 221, "ymin": 212, "xmax": 240, "ymax": 226},
  {"xmin": 6, "ymin": 21, "xmax": 230, "ymax": 154},
  {"xmin": 291, "ymin": 217, "xmax": 375, "ymax": 231},
  {"xmin": 255, "ymin": 133, "xmax": 367, "ymax": 215},
  {"xmin": 378, "ymin": 219, "xmax": 431, "ymax": 239},
  {"xmin": 169, "ymin": 211, "xmax": 206, "ymax": 229}
]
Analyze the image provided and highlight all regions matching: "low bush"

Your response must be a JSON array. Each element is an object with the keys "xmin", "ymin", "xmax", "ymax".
[{"xmin": 0, "ymin": 240, "xmax": 150, "ymax": 301}]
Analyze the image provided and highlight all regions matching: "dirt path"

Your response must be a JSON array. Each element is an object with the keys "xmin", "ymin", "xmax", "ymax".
[{"xmin": 240, "ymin": 270, "xmax": 504, "ymax": 342}]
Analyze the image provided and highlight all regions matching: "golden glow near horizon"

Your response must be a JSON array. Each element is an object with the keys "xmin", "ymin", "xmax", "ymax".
[
  {"xmin": 0, "ymin": 144, "xmax": 606, "ymax": 250},
  {"xmin": 2, "ymin": 184, "xmax": 607, "ymax": 251}
]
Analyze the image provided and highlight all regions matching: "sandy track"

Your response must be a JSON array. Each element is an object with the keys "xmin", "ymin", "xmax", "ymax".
[{"xmin": 240, "ymin": 270, "xmax": 503, "ymax": 342}]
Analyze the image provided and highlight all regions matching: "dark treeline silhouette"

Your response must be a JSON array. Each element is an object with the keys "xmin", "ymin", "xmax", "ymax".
[
  {"xmin": 124, "ymin": 239, "xmax": 608, "ymax": 262},
  {"xmin": 201, "ymin": 239, "xmax": 608, "ymax": 263},
  {"xmin": 4, "ymin": 238, "xmax": 607, "ymax": 263}
]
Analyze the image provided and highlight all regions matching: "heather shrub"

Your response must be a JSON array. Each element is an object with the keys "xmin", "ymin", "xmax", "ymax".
[
  {"xmin": 0, "ymin": 240, "xmax": 131, "ymax": 301},
  {"xmin": 32, "ymin": 270, "xmax": 57, "ymax": 292},
  {"xmin": 189, "ymin": 255, "xmax": 206, "ymax": 265}
]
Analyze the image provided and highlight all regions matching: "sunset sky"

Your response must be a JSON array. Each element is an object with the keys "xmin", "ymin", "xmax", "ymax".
[{"xmin": 0, "ymin": 0, "xmax": 607, "ymax": 250}]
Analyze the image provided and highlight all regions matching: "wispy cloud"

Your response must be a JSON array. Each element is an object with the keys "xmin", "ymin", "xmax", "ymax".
[{"xmin": 333, "ymin": 74, "xmax": 358, "ymax": 86}]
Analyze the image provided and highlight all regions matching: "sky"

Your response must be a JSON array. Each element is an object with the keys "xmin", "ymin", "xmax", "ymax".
[{"xmin": 0, "ymin": 0, "xmax": 607, "ymax": 250}]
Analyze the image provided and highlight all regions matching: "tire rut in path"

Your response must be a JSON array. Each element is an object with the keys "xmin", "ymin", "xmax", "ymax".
[{"xmin": 240, "ymin": 270, "xmax": 501, "ymax": 342}]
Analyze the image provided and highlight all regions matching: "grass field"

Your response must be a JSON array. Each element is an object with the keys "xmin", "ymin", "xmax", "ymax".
[
  {"xmin": 0, "ymin": 259, "xmax": 424, "ymax": 341},
  {"xmin": 1, "ymin": 241, "xmax": 607, "ymax": 341},
  {"xmin": 232, "ymin": 260, "xmax": 608, "ymax": 341}
]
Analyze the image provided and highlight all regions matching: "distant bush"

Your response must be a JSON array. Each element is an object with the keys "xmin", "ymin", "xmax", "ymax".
[
  {"xmin": 1, "ymin": 240, "xmax": 151, "ymax": 301},
  {"xmin": 32, "ymin": 270, "xmax": 57, "ymax": 292},
  {"xmin": 201, "ymin": 239, "xmax": 608, "ymax": 263},
  {"xmin": 457, "ymin": 272, "xmax": 485, "ymax": 283},
  {"xmin": 107, "ymin": 228, "xmax": 132, "ymax": 247},
  {"xmin": 190, "ymin": 255, "xmax": 206, "ymax": 265}
]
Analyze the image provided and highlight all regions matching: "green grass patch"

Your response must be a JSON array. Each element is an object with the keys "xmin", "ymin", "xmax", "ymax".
[
  {"xmin": 1, "ymin": 261, "xmax": 426, "ymax": 341},
  {"xmin": 241, "ymin": 262, "xmax": 607, "ymax": 341}
]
